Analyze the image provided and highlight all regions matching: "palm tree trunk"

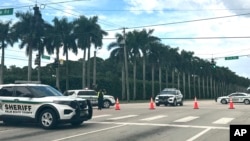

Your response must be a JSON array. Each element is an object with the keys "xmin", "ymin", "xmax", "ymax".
[
  {"xmin": 210, "ymin": 76, "xmax": 213, "ymax": 99},
  {"xmin": 188, "ymin": 73, "xmax": 191, "ymax": 99},
  {"xmin": 87, "ymin": 46, "xmax": 91, "ymax": 88},
  {"xmin": 165, "ymin": 69, "xmax": 168, "ymax": 88},
  {"xmin": 28, "ymin": 47, "xmax": 32, "ymax": 81},
  {"xmin": 66, "ymin": 50, "xmax": 69, "ymax": 90},
  {"xmin": 198, "ymin": 76, "xmax": 201, "ymax": 98},
  {"xmin": 193, "ymin": 75, "xmax": 196, "ymax": 97},
  {"xmin": 182, "ymin": 72, "xmax": 185, "ymax": 99},
  {"xmin": 133, "ymin": 61, "xmax": 136, "ymax": 100},
  {"xmin": 202, "ymin": 77, "xmax": 205, "ymax": 98},
  {"xmin": 143, "ymin": 57, "xmax": 146, "ymax": 99},
  {"xmin": 37, "ymin": 53, "xmax": 40, "ymax": 82},
  {"xmin": 177, "ymin": 72, "xmax": 180, "ymax": 90},
  {"xmin": 122, "ymin": 64, "xmax": 125, "ymax": 100},
  {"xmin": 159, "ymin": 65, "xmax": 162, "ymax": 92},
  {"xmin": 82, "ymin": 48, "xmax": 86, "ymax": 89},
  {"xmin": 151, "ymin": 64, "xmax": 155, "ymax": 98},
  {"xmin": 56, "ymin": 47, "xmax": 60, "ymax": 90},
  {"xmin": 93, "ymin": 50, "xmax": 96, "ymax": 87},
  {"xmin": 207, "ymin": 76, "xmax": 209, "ymax": 98},
  {"xmin": 0, "ymin": 43, "xmax": 4, "ymax": 84},
  {"xmin": 172, "ymin": 69, "xmax": 175, "ymax": 88}
]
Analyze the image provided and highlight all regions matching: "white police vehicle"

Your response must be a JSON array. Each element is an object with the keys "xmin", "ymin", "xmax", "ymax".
[
  {"xmin": 155, "ymin": 88, "xmax": 183, "ymax": 106},
  {"xmin": 0, "ymin": 83, "xmax": 92, "ymax": 129},
  {"xmin": 216, "ymin": 92, "xmax": 250, "ymax": 105},
  {"xmin": 64, "ymin": 88, "xmax": 115, "ymax": 108}
]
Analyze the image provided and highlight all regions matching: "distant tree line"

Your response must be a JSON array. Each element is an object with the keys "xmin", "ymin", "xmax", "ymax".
[{"xmin": 0, "ymin": 7, "xmax": 249, "ymax": 100}]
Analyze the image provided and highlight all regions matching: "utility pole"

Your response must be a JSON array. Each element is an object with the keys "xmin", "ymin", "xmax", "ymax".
[
  {"xmin": 123, "ymin": 28, "xmax": 130, "ymax": 102},
  {"xmin": 33, "ymin": 4, "xmax": 42, "ymax": 82}
]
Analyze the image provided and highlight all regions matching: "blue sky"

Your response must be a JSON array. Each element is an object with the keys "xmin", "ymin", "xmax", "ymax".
[{"xmin": 1, "ymin": 0, "xmax": 250, "ymax": 79}]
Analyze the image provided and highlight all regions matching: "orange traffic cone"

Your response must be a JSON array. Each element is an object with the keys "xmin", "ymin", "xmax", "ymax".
[
  {"xmin": 229, "ymin": 97, "xmax": 234, "ymax": 109},
  {"xmin": 149, "ymin": 97, "xmax": 155, "ymax": 110},
  {"xmin": 193, "ymin": 97, "xmax": 199, "ymax": 109},
  {"xmin": 115, "ymin": 98, "xmax": 120, "ymax": 110}
]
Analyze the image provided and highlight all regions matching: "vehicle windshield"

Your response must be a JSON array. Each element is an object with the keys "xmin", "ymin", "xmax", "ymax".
[
  {"xmin": 160, "ymin": 90, "xmax": 176, "ymax": 95},
  {"xmin": 29, "ymin": 86, "xmax": 63, "ymax": 97}
]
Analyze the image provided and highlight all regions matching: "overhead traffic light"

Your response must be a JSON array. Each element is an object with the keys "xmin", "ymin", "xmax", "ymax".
[
  {"xmin": 211, "ymin": 58, "xmax": 216, "ymax": 68},
  {"xmin": 35, "ymin": 54, "xmax": 40, "ymax": 66}
]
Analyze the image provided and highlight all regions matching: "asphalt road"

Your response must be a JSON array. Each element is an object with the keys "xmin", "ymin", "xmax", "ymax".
[{"xmin": 0, "ymin": 100, "xmax": 250, "ymax": 141}]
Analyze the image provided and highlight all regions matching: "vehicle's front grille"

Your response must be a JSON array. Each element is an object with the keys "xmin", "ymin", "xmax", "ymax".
[
  {"xmin": 159, "ymin": 96, "xmax": 169, "ymax": 100},
  {"xmin": 78, "ymin": 101, "xmax": 87, "ymax": 109},
  {"xmin": 70, "ymin": 101, "xmax": 79, "ymax": 109},
  {"xmin": 69, "ymin": 100, "xmax": 87, "ymax": 109}
]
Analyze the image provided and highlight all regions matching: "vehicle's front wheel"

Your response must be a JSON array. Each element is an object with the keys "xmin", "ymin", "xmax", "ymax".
[
  {"xmin": 221, "ymin": 99, "xmax": 227, "ymax": 104},
  {"xmin": 103, "ymin": 100, "xmax": 111, "ymax": 108},
  {"xmin": 156, "ymin": 103, "xmax": 160, "ymax": 106},
  {"xmin": 244, "ymin": 99, "xmax": 250, "ymax": 105},
  {"xmin": 179, "ymin": 100, "xmax": 183, "ymax": 106},
  {"xmin": 39, "ymin": 109, "xmax": 57, "ymax": 129}
]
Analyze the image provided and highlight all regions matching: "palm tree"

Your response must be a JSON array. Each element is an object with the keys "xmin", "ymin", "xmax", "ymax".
[
  {"xmin": 107, "ymin": 33, "xmax": 126, "ymax": 99},
  {"xmin": 48, "ymin": 17, "xmax": 78, "ymax": 90},
  {"xmin": 126, "ymin": 30, "xmax": 141, "ymax": 100},
  {"xmin": 74, "ymin": 16, "xmax": 107, "ymax": 89},
  {"xmin": 180, "ymin": 50, "xmax": 194, "ymax": 99},
  {"xmin": 53, "ymin": 17, "xmax": 77, "ymax": 90},
  {"xmin": 138, "ymin": 29, "xmax": 160, "ymax": 99},
  {"xmin": 87, "ymin": 16, "xmax": 107, "ymax": 88},
  {"xmin": 43, "ymin": 19, "xmax": 63, "ymax": 90},
  {"xmin": 147, "ymin": 41, "xmax": 163, "ymax": 98},
  {"xmin": 12, "ymin": 11, "xmax": 41, "ymax": 81},
  {"xmin": 0, "ymin": 20, "xmax": 17, "ymax": 84}
]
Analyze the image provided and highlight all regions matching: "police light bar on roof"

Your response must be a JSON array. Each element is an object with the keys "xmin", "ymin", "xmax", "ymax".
[{"xmin": 14, "ymin": 80, "xmax": 41, "ymax": 84}]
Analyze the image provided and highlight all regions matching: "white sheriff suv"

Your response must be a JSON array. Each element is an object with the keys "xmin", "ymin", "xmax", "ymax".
[
  {"xmin": 155, "ymin": 88, "xmax": 183, "ymax": 106},
  {"xmin": 0, "ymin": 83, "xmax": 92, "ymax": 129},
  {"xmin": 215, "ymin": 92, "xmax": 250, "ymax": 105},
  {"xmin": 64, "ymin": 89, "xmax": 115, "ymax": 108}
]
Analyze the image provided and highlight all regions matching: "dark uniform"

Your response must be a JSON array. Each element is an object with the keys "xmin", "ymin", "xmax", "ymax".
[{"xmin": 97, "ymin": 90, "xmax": 104, "ymax": 110}]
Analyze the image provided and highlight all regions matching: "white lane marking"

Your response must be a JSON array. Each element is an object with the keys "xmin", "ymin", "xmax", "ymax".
[
  {"xmin": 51, "ymin": 124, "xmax": 126, "ymax": 141},
  {"xmin": 174, "ymin": 116, "xmax": 199, "ymax": 122},
  {"xmin": 92, "ymin": 114, "xmax": 111, "ymax": 119},
  {"xmin": 87, "ymin": 121, "xmax": 229, "ymax": 130},
  {"xmin": 212, "ymin": 118, "xmax": 234, "ymax": 124},
  {"xmin": 186, "ymin": 128, "xmax": 212, "ymax": 141},
  {"xmin": 140, "ymin": 115, "xmax": 167, "ymax": 121},
  {"xmin": 108, "ymin": 115, "xmax": 138, "ymax": 120}
]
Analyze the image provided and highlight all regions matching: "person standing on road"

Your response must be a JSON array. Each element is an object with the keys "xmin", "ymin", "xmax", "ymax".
[{"xmin": 97, "ymin": 89, "xmax": 104, "ymax": 110}]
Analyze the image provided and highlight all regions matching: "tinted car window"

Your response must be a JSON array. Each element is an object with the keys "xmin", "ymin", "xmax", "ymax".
[
  {"xmin": 0, "ymin": 87, "xmax": 13, "ymax": 97},
  {"xmin": 237, "ymin": 94, "xmax": 246, "ymax": 96},
  {"xmin": 28, "ymin": 86, "xmax": 63, "ymax": 97},
  {"xmin": 64, "ymin": 91, "xmax": 75, "ymax": 96},
  {"xmin": 15, "ymin": 86, "xmax": 31, "ymax": 97},
  {"xmin": 160, "ymin": 90, "xmax": 176, "ymax": 95},
  {"xmin": 78, "ymin": 91, "xmax": 96, "ymax": 96}
]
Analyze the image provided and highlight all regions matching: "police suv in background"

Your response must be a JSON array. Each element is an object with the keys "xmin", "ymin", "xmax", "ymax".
[
  {"xmin": 155, "ymin": 88, "xmax": 183, "ymax": 106},
  {"xmin": 0, "ymin": 83, "xmax": 92, "ymax": 129},
  {"xmin": 215, "ymin": 92, "xmax": 250, "ymax": 105},
  {"xmin": 64, "ymin": 88, "xmax": 115, "ymax": 108}
]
